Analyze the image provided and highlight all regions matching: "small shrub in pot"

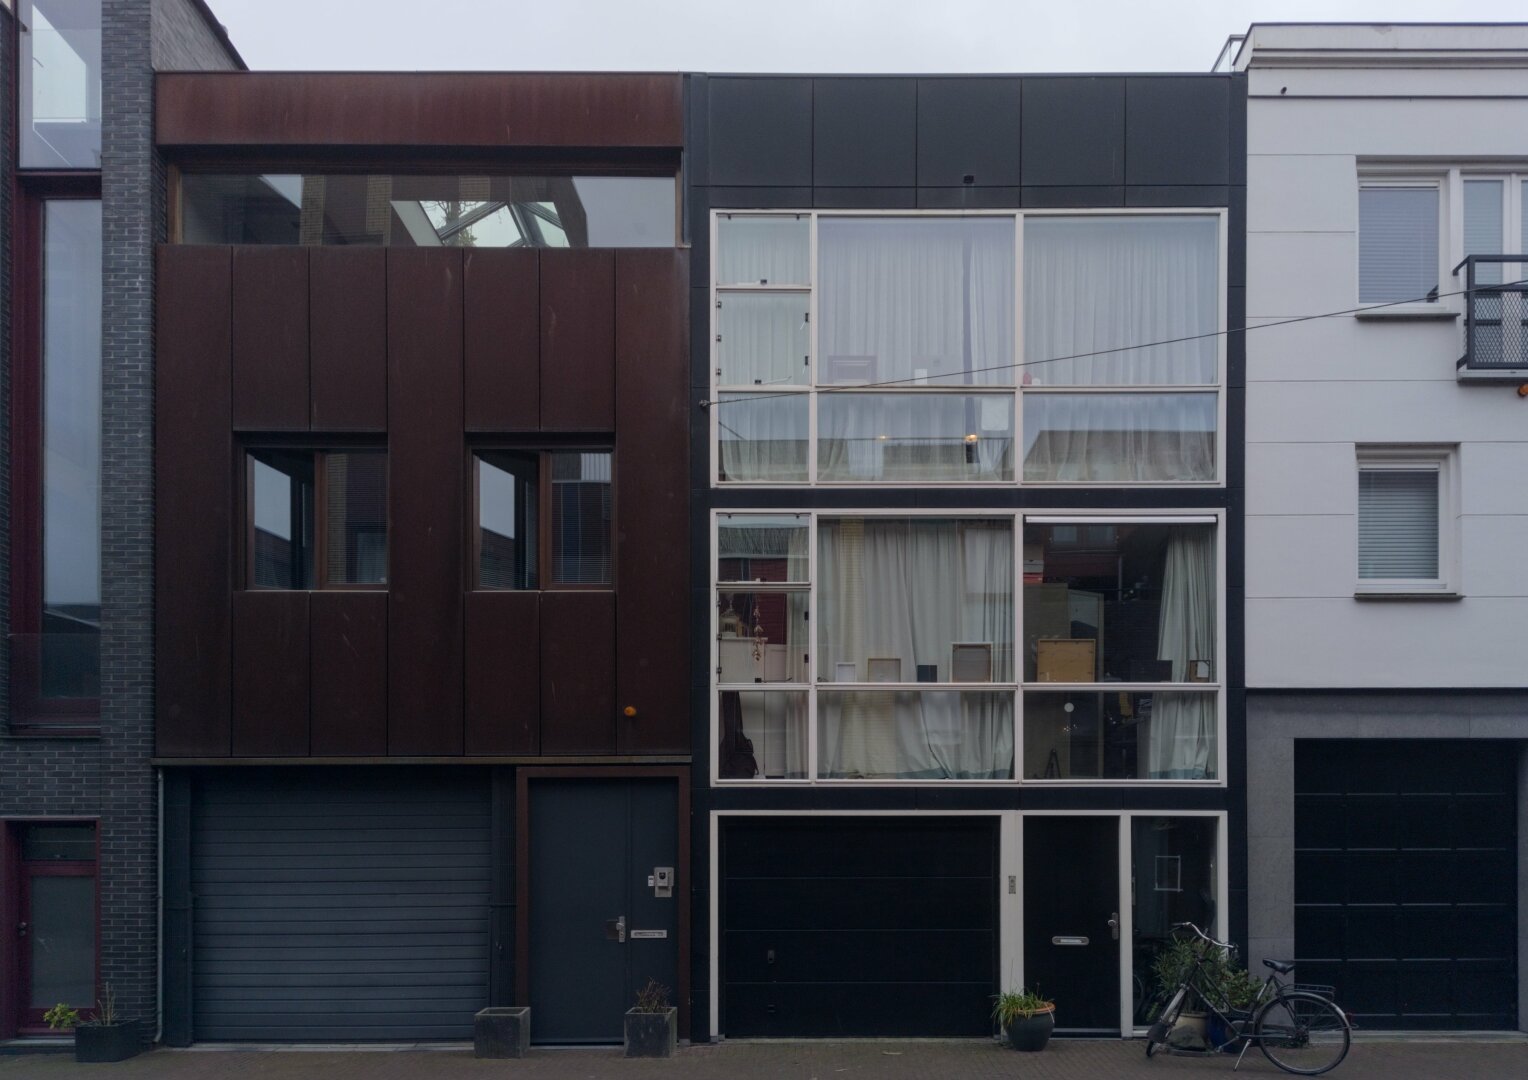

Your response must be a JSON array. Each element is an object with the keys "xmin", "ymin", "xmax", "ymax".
[{"xmin": 992, "ymin": 986, "xmax": 1055, "ymax": 1052}]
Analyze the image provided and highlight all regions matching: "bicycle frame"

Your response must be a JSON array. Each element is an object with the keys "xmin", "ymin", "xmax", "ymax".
[{"xmin": 1151, "ymin": 941, "xmax": 1285, "ymax": 1065}]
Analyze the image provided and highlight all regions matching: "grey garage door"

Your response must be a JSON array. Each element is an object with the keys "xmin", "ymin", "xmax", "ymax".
[
  {"xmin": 1295, "ymin": 740, "xmax": 1518, "ymax": 1030},
  {"xmin": 192, "ymin": 770, "xmax": 491, "ymax": 1041}
]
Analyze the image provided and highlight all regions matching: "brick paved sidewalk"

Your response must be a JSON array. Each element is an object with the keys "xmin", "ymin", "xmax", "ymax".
[{"xmin": 4, "ymin": 1037, "xmax": 1525, "ymax": 1080}]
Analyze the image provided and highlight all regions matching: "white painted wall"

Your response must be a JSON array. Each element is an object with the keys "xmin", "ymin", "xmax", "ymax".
[{"xmin": 1241, "ymin": 24, "xmax": 1528, "ymax": 688}]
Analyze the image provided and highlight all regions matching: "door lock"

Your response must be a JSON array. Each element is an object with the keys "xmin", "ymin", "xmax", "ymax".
[
  {"xmin": 16, "ymin": 921, "xmax": 27, "ymax": 939},
  {"xmin": 605, "ymin": 915, "xmax": 626, "ymax": 943},
  {"xmin": 1108, "ymin": 912, "xmax": 1120, "ymax": 941}
]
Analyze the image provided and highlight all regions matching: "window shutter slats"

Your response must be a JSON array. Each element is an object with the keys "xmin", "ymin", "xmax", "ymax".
[
  {"xmin": 1359, "ymin": 187, "xmax": 1438, "ymax": 303},
  {"xmin": 1358, "ymin": 469, "xmax": 1439, "ymax": 580}
]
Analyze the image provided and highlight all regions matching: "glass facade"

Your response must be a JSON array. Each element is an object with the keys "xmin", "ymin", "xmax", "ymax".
[{"xmin": 19, "ymin": 0, "xmax": 102, "ymax": 168}]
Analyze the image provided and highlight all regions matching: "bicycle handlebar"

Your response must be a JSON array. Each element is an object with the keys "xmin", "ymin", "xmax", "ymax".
[{"xmin": 1171, "ymin": 921, "xmax": 1235, "ymax": 952}]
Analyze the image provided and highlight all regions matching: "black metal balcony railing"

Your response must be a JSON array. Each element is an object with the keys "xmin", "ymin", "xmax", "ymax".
[{"xmin": 1455, "ymin": 255, "xmax": 1528, "ymax": 376}]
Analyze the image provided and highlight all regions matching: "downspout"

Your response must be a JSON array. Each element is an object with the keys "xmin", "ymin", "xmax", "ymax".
[{"xmin": 155, "ymin": 769, "xmax": 163, "ymax": 1044}]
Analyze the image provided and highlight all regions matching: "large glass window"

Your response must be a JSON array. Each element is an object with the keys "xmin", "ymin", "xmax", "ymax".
[
  {"xmin": 1132, "ymin": 817, "xmax": 1220, "ymax": 1025},
  {"xmin": 474, "ymin": 450, "xmax": 612, "ymax": 589},
  {"xmin": 711, "ymin": 211, "xmax": 1223, "ymax": 485},
  {"xmin": 179, "ymin": 174, "xmax": 676, "ymax": 247},
  {"xmin": 248, "ymin": 450, "xmax": 387, "ymax": 589},
  {"xmin": 19, "ymin": 0, "xmax": 102, "ymax": 168}
]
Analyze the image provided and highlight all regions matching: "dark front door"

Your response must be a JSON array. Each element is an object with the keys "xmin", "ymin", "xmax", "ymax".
[
  {"xmin": 14, "ymin": 825, "xmax": 97, "ymax": 1034},
  {"xmin": 1025, "ymin": 816, "xmax": 1120, "ymax": 1034},
  {"xmin": 528, "ymin": 779, "xmax": 678, "ymax": 1043}
]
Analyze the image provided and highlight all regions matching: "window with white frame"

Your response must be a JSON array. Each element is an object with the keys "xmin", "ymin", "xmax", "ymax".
[
  {"xmin": 713, "ymin": 511, "xmax": 1222, "ymax": 783},
  {"xmin": 710, "ymin": 211, "xmax": 1224, "ymax": 486},
  {"xmin": 1358, "ymin": 180, "xmax": 1441, "ymax": 304},
  {"xmin": 1355, "ymin": 447, "xmax": 1457, "ymax": 596}
]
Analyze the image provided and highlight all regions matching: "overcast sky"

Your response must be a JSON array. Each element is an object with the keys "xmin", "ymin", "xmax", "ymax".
[{"xmin": 208, "ymin": 0, "xmax": 1528, "ymax": 73}]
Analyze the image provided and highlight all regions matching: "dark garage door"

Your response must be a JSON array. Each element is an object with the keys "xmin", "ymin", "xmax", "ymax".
[
  {"xmin": 1295, "ymin": 740, "xmax": 1518, "ymax": 1030},
  {"xmin": 192, "ymin": 770, "xmax": 491, "ymax": 1041},
  {"xmin": 722, "ymin": 817, "xmax": 996, "ymax": 1037}
]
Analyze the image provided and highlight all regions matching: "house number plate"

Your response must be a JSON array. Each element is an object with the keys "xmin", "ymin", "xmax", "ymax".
[
  {"xmin": 630, "ymin": 930, "xmax": 668, "ymax": 939},
  {"xmin": 1052, "ymin": 936, "xmax": 1089, "ymax": 946}
]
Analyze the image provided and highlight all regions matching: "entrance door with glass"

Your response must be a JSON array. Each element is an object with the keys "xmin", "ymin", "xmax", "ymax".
[{"xmin": 13, "ymin": 824, "xmax": 97, "ymax": 1033}]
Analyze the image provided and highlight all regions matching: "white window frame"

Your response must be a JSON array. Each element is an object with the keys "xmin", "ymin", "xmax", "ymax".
[
  {"xmin": 709, "ymin": 508, "xmax": 1227, "ymax": 788},
  {"xmin": 1353, "ymin": 445, "xmax": 1459, "ymax": 598},
  {"xmin": 709, "ymin": 208, "xmax": 1228, "ymax": 489}
]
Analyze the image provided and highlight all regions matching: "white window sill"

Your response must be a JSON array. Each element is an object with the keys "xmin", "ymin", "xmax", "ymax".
[
  {"xmin": 1353, "ymin": 305, "xmax": 1460, "ymax": 321},
  {"xmin": 1354, "ymin": 586, "xmax": 1461, "ymax": 601}
]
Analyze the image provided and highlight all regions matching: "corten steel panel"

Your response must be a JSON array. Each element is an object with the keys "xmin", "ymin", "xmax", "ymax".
[
  {"xmin": 231, "ymin": 246, "xmax": 309, "ymax": 430},
  {"xmin": 539, "ymin": 249, "xmax": 614, "ymax": 431},
  {"xmin": 156, "ymin": 72, "xmax": 684, "ymax": 149},
  {"xmin": 614, "ymin": 250, "xmax": 689, "ymax": 754},
  {"xmin": 540, "ymin": 591, "xmax": 615, "ymax": 754},
  {"xmin": 310, "ymin": 591, "xmax": 388, "ymax": 755},
  {"xmin": 465, "ymin": 249, "xmax": 539, "ymax": 431},
  {"xmin": 310, "ymin": 247, "xmax": 387, "ymax": 431},
  {"xmin": 231, "ymin": 590, "xmax": 310, "ymax": 755},
  {"xmin": 466, "ymin": 591, "xmax": 541, "ymax": 755},
  {"xmin": 388, "ymin": 248, "xmax": 465, "ymax": 755},
  {"xmin": 156, "ymin": 246, "xmax": 234, "ymax": 757}
]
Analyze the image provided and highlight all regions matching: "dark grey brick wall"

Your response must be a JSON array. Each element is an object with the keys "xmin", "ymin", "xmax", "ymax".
[{"xmin": 151, "ymin": 0, "xmax": 241, "ymax": 72}]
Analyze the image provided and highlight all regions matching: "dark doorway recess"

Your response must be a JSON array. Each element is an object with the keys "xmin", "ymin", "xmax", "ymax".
[
  {"xmin": 1024, "ymin": 816, "xmax": 1121, "ymax": 1035},
  {"xmin": 1295, "ymin": 739, "xmax": 1518, "ymax": 1031},
  {"xmin": 524, "ymin": 778, "xmax": 679, "ymax": 1043},
  {"xmin": 721, "ymin": 816, "xmax": 998, "ymax": 1037}
]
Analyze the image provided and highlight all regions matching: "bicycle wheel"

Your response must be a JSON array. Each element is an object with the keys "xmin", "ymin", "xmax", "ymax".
[
  {"xmin": 1254, "ymin": 991, "xmax": 1351, "ymax": 1075},
  {"xmin": 1144, "ymin": 986, "xmax": 1187, "ymax": 1059}
]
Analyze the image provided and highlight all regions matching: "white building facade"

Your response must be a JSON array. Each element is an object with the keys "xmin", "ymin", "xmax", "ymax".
[{"xmin": 1237, "ymin": 23, "xmax": 1528, "ymax": 1032}]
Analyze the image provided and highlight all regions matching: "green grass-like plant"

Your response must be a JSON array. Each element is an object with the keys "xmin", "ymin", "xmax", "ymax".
[{"xmin": 992, "ymin": 986, "xmax": 1055, "ymax": 1026}]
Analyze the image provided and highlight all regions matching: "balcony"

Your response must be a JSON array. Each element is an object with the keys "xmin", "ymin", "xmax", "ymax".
[{"xmin": 1454, "ymin": 255, "xmax": 1528, "ymax": 382}]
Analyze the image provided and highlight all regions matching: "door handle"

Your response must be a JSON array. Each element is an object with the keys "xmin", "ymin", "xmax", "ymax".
[
  {"xmin": 1108, "ymin": 912, "xmax": 1120, "ymax": 941},
  {"xmin": 605, "ymin": 915, "xmax": 626, "ymax": 943}
]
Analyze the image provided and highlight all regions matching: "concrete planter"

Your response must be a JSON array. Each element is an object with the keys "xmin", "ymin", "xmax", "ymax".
[
  {"xmin": 624, "ymin": 1007, "xmax": 677, "ymax": 1058},
  {"xmin": 474, "ymin": 1006, "xmax": 530, "ymax": 1058},
  {"xmin": 74, "ymin": 1020, "xmax": 142, "ymax": 1063}
]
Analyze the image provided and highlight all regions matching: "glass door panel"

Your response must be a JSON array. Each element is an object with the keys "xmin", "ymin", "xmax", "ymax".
[{"xmin": 1131, "ymin": 816, "xmax": 1219, "ymax": 1025}]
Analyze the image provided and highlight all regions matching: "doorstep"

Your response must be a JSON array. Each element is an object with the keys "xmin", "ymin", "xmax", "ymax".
[{"xmin": 0, "ymin": 1037, "xmax": 71, "ymax": 1055}]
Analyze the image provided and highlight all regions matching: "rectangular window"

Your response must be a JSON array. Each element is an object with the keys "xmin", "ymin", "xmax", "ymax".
[
  {"xmin": 178, "ymin": 173, "xmax": 676, "ymax": 248},
  {"xmin": 714, "ymin": 511, "xmax": 1222, "ymax": 785},
  {"xmin": 1358, "ymin": 184, "xmax": 1439, "ymax": 304},
  {"xmin": 1355, "ymin": 448, "xmax": 1455, "ymax": 595},
  {"xmin": 18, "ymin": 0, "xmax": 102, "ymax": 169},
  {"xmin": 474, "ymin": 450, "xmax": 612, "ymax": 589},
  {"xmin": 711, "ymin": 210, "xmax": 1224, "ymax": 486},
  {"xmin": 247, "ymin": 450, "xmax": 387, "ymax": 589}
]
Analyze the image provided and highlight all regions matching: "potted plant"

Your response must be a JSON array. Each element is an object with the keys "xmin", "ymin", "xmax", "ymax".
[
  {"xmin": 992, "ymin": 986, "xmax": 1055, "ymax": 1051},
  {"xmin": 473, "ymin": 1005, "xmax": 530, "ymax": 1058},
  {"xmin": 46, "ymin": 986, "xmax": 142, "ymax": 1064},
  {"xmin": 624, "ymin": 978, "xmax": 677, "ymax": 1058},
  {"xmin": 1149, "ymin": 938, "xmax": 1260, "ymax": 1051}
]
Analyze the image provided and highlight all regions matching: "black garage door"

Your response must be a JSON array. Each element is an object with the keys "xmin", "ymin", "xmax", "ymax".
[
  {"xmin": 1295, "ymin": 740, "xmax": 1518, "ymax": 1030},
  {"xmin": 191, "ymin": 770, "xmax": 491, "ymax": 1041},
  {"xmin": 722, "ymin": 817, "xmax": 997, "ymax": 1037}
]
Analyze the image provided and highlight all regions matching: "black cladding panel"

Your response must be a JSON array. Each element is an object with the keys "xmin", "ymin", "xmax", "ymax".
[
  {"xmin": 1021, "ymin": 77, "xmax": 1126, "ymax": 187},
  {"xmin": 708, "ymin": 78, "xmax": 814, "ymax": 187},
  {"xmin": 813, "ymin": 77, "xmax": 917, "ymax": 188},
  {"xmin": 916, "ymin": 78, "xmax": 1022, "ymax": 188},
  {"xmin": 1125, "ymin": 77, "xmax": 1231, "ymax": 186}
]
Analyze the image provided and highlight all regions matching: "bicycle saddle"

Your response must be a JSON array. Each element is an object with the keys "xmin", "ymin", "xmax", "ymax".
[{"xmin": 1263, "ymin": 958, "xmax": 1295, "ymax": 975}]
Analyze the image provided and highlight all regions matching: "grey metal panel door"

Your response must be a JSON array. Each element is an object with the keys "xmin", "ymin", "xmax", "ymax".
[
  {"xmin": 528, "ymin": 779, "xmax": 678, "ymax": 1043},
  {"xmin": 191, "ymin": 769, "xmax": 492, "ymax": 1041}
]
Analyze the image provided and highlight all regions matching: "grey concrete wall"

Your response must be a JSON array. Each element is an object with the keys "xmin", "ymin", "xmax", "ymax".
[{"xmin": 1246, "ymin": 691, "xmax": 1528, "ymax": 1032}]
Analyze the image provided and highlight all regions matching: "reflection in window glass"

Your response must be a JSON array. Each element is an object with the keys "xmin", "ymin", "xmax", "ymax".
[
  {"xmin": 41, "ymin": 200, "xmax": 102, "ymax": 697},
  {"xmin": 818, "ymin": 216, "xmax": 1015, "ymax": 387},
  {"xmin": 178, "ymin": 174, "xmax": 675, "ymax": 247},
  {"xmin": 717, "ymin": 215, "xmax": 810, "ymax": 285},
  {"xmin": 716, "ymin": 394, "xmax": 808, "ymax": 482},
  {"xmin": 1023, "ymin": 691, "xmax": 1217, "ymax": 780},
  {"xmin": 1023, "ymin": 392, "xmax": 1217, "ymax": 482},
  {"xmin": 1133, "ymin": 817, "xmax": 1219, "ymax": 1023},
  {"xmin": 1024, "ymin": 216, "xmax": 1218, "ymax": 386},
  {"xmin": 20, "ymin": 0, "xmax": 102, "ymax": 168},
  {"xmin": 1023, "ymin": 522, "xmax": 1216, "ymax": 684},
  {"xmin": 818, "ymin": 518, "xmax": 1014, "ymax": 684},
  {"xmin": 717, "ymin": 514, "xmax": 809, "ymax": 583},
  {"xmin": 477, "ymin": 452, "xmax": 539, "ymax": 589},
  {"xmin": 818, "ymin": 393, "xmax": 1014, "ymax": 482},
  {"xmin": 29, "ymin": 876, "xmax": 96, "ymax": 1008},
  {"xmin": 324, "ymin": 452, "xmax": 387, "ymax": 585},
  {"xmin": 719, "ymin": 691, "xmax": 807, "ymax": 779},
  {"xmin": 550, "ymin": 452, "xmax": 612, "ymax": 585},
  {"xmin": 819, "ymin": 690, "xmax": 1013, "ymax": 780},
  {"xmin": 251, "ymin": 452, "xmax": 314, "ymax": 589},
  {"xmin": 717, "ymin": 591, "xmax": 809, "ymax": 684}
]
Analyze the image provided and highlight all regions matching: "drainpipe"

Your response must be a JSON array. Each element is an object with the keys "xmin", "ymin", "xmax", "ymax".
[{"xmin": 155, "ymin": 769, "xmax": 163, "ymax": 1044}]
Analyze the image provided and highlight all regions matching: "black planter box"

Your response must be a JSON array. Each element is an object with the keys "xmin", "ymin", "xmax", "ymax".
[
  {"xmin": 474, "ymin": 1007, "xmax": 530, "ymax": 1058},
  {"xmin": 74, "ymin": 1020, "xmax": 142, "ymax": 1063},
  {"xmin": 624, "ymin": 1008, "xmax": 677, "ymax": 1058}
]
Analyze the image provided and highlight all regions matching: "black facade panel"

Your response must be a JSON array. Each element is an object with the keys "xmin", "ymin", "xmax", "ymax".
[
  {"xmin": 915, "ymin": 78, "xmax": 1022, "ymax": 187},
  {"xmin": 812, "ymin": 77, "xmax": 917, "ymax": 187},
  {"xmin": 1020, "ymin": 77, "xmax": 1125, "ymax": 186},
  {"xmin": 1124, "ymin": 185, "xmax": 1230, "ymax": 207},
  {"xmin": 813, "ymin": 186, "xmax": 917, "ymax": 209},
  {"xmin": 708, "ymin": 77, "xmax": 814, "ymax": 187},
  {"xmin": 917, "ymin": 186, "xmax": 1025, "ymax": 209},
  {"xmin": 706, "ymin": 186, "xmax": 815, "ymax": 209},
  {"xmin": 1021, "ymin": 185, "xmax": 1125, "ymax": 208},
  {"xmin": 1124, "ymin": 76, "xmax": 1231, "ymax": 186}
]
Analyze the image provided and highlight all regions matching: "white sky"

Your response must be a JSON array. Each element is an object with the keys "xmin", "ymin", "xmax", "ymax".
[{"xmin": 208, "ymin": 0, "xmax": 1528, "ymax": 73}]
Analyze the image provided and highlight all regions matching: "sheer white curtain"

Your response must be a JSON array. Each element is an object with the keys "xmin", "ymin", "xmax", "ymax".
[
  {"xmin": 1022, "ymin": 393, "xmax": 1217, "ymax": 483},
  {"xmin": 817, "ymin": 519, "xmax": 1014, "ymax": 779},
  {"xmin": 717, "ymin": 394, "xmax": 807, "ymax": 482},
  {"xmin": 818, "ymin": 394, "xmax": 1014, "ymax": 482},
  {"xmin": 1147, "ymin": 526, "xmax": 1217, "ymax": 779},
  {"xmin": 718, "ymin": 293, "xmax": 810, "ymax": 387},
  {"xmin": 717, "ymin": 216, "xmax": 810, "ymax": 285},
  {"xmin": 818, "ymin": 217, "xmax": 1014, "ymax": 386}
]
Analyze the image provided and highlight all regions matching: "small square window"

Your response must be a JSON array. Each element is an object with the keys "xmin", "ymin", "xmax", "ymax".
[
  {"xmin": 1358, "ymin": 184, "xmax": 1439, "ymax": 304},
  {"xmin": 475, "ymin": 450, "xmax": 611, "ymax": 589},
  {"xmin": 247, "ymin": 449, "xmax": 387, "ymax": 589},
  {"xmin": 1355, "ymin": 448, "xmax": 1456, "ymax": 596}
]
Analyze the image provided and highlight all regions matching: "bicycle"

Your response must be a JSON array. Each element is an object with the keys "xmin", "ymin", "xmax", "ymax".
[{"xmin": 1144, "ymin": 922, "xmax": 1352, "ymax": 1076}]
